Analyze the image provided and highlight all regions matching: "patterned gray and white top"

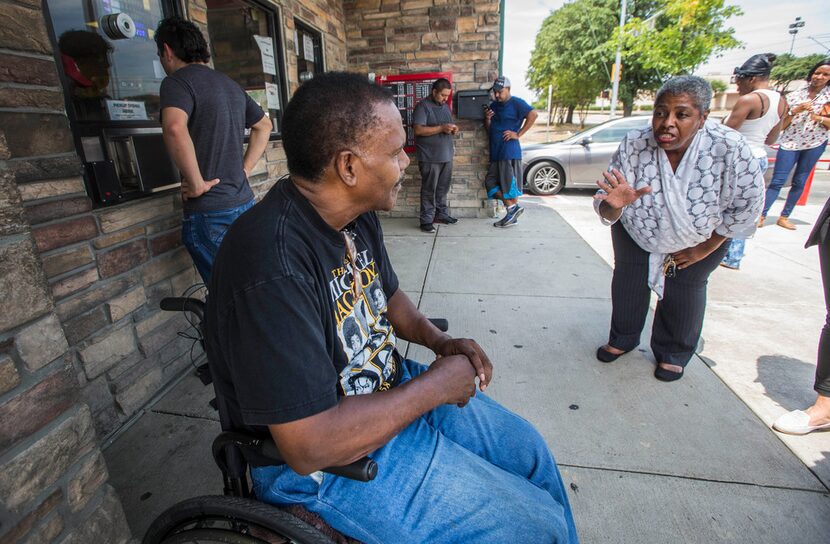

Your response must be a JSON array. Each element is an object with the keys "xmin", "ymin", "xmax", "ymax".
[{"xmin": 594, "ymin": 119, "xmax": 765, "ymax": 297}]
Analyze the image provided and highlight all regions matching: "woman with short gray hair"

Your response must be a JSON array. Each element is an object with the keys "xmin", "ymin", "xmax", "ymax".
[
  {"xmin": 592, "ymin": 75, "xmax": 765, "ymax": 381},
  {"xmin": 654, "ymin": 75, "xmax": 713, "ymax": 114}
]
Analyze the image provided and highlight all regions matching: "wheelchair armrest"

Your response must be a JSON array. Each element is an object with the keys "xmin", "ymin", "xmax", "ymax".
[
  {"xmin": 160, "ymin": 297, "xmax": 205, "ymax": 322},
  {"xmin": 214, "ymin": 432, "xmax": 378, "ymax": 482},
  {"xmin": 428, "ymin": 318, "xmax": 448, "ymax": 332},
  {"xmin": 324, "ymin": 457, "xmax": 378, "ymax": 481}
]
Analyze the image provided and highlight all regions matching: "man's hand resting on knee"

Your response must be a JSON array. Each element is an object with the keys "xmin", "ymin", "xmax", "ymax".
[
  {"xmin": 268, "ymin": 353, "xmax": 481, "ymax": 475},
  {"xmin": 433, "ymin": 337, "xmax": 493, "ymax": 392},
  {"xmin": 426, "ymin": 354, "xmax": 479, "ymax": 407}
]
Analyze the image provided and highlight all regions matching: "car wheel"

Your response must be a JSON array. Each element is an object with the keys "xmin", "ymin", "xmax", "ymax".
[{"xmin": 526, "ymin": 161, "xmax": 564, "ymax": 196}]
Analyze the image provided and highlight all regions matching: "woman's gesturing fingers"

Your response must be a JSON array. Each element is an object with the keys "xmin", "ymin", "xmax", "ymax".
[
  {"xmin": 635, "ymin": 185, "xmax": 652, "ymax": 197},
  {"xmin": 602, "ymin": 170, "xmax": 620, "ymax": 188}
]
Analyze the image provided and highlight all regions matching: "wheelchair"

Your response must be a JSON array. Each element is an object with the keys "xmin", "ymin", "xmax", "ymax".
[{"xmin": 143, "ymin": 297, "xmax": 448, "ymax": 544}]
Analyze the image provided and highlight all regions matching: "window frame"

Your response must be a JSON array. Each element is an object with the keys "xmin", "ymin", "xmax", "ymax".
[
  {"xmin": 43, "ymin": 0, "xmax": 185, "ymax": 207},
  {"xmin": 203, "ymin": 0, "xmax": 289, "ymax": 142},
  {"xmin": 42, "ymin": 0, "xmax": 290, "ymax": 207},
  {"xmin": 293, "ymin": 17, "xmax": 324, "ymax": 85}
]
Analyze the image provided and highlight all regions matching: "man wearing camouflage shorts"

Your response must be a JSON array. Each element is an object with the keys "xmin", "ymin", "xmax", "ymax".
[{"xmin": 483, "ymin": 76, "xmax": 537, "ymax": 227}]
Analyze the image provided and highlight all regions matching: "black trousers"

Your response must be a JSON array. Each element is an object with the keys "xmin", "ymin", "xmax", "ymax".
[
  {"xmin": 608, "ymin": 222, "xmax": 730, "ymax": 367},
  {"xmin": 816, "ymin": 233, "xmax": 830, "ymax": 396}
]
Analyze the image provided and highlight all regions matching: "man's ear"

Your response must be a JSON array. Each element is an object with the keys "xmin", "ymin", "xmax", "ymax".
[
  {"xmin": 334, "ymin": 150, "xmax": 359, "ymax": 188},
  {"xmin": 162, "ymin": 43, "xmax": 174, "ymax": 61}
]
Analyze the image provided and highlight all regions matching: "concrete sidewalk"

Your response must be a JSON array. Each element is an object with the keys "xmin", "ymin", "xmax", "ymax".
[{"xmin": 105, "ymin": 199, "xmax": 830, "ymax": 543}]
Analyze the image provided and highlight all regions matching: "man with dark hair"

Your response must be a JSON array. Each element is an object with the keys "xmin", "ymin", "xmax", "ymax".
[
  {"xmin": 205, "ymin": 71, "xmax": 578, "ymax": 543},
  {"xmin": 155, "ymin": 17, "xmax": 272, "ymax": 283},
  {"xmin": 484, "ymin": 76, "xmax": 537, "ymax": 228},
  {"xmin": 412, "ymin": 77, "xmax": 458, "ymax": 232}
]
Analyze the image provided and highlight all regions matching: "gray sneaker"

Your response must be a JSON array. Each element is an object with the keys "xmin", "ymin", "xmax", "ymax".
[
  {"xmin": 495, "ymin": 205, "xmax": 524, "ymax": 228},
  {"xmin": 493, "ymin": 215, "xmax": 509, "ymax": 227}
]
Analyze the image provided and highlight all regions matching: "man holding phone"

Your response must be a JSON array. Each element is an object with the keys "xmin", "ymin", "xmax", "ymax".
[
  {"xmin": 412, "ymin": 78, "xmax": 459, "ymax": 233},
  {"xmin": 484, "ymin": 76, "xmax": 537, "ymax": 228}
]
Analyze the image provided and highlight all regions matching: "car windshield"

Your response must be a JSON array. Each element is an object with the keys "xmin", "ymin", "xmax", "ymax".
[{"xmin": 563, "ymin": 117, "xmax": 650, "ymax": 144}]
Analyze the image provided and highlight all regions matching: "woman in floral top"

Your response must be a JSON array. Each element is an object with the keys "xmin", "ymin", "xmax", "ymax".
[{"xmin": 760, "ymin": 58, "xmax": 830, "ymax": 229}]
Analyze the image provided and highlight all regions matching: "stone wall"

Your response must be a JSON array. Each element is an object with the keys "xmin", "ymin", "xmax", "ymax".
[
  {"xmin": 0, "ymin": 0, "xmax": 132, "ymax": 540},
  {"xmin": 344, "ymin": 0, "xmax": 501, "ymax": 218},
  {"xmin": 0, "ymin": 0, "xmax": 348, "ymax": 541}
]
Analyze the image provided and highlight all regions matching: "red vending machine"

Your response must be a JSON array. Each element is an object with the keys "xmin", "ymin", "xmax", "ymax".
[{"xmin": 375, "ymin": 72, "xmax": 452, "ymax": 153}]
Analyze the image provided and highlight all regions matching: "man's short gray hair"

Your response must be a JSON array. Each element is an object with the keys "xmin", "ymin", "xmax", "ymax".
[{"xmin": 654, "ymin": 75, "xmax": 712, "ymax": 114}]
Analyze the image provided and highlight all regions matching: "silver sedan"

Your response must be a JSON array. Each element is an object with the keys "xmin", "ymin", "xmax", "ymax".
[{"xmin": 521, "ymin": 115, "xmax": 651, "ymax": 196}]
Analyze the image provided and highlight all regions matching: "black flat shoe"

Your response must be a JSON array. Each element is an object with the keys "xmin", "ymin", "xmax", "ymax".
[
  {"xmin": 596, "ymin": 346, "xmax": 630, "ymax": 363},
  {"xmin": 434, "ymin": 215, "xmax": 458, "ymax": 224},
  {"xmin": 420, "ymin": 223, "xmax": 436, "ymax": 233},
  {"xmin": 654, "ymin": 365, "xmax": 684, "ymax": 382}
]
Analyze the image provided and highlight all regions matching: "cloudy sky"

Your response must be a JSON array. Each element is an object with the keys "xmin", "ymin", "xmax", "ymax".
[{"xmin": 502, "ymin": 0, "xmax": 830, "ymax": 101}]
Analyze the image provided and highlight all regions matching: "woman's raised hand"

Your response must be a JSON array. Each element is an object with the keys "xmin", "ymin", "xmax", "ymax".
[
  {"xmin": 792, "ymin": 101, "xmax": 813, "ymax": 115},
  {"xmin": 594, "ymin": 168, "xmax": 651, "ymax": 210}
]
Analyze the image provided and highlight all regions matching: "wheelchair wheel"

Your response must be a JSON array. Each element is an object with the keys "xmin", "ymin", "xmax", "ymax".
[{"xmin": 143, "ymin": 495, "xmax": 335, "ymax": 544}]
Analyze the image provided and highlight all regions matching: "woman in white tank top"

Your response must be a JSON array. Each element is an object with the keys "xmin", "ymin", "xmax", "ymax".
[{"xmin": 720, "ymin": 53, "xmax": 786, "ymax": 270}]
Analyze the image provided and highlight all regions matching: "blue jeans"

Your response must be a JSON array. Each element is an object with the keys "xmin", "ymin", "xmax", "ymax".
[
  {"xmin": 722, "ymin": 155, "xmax": 769, "ymax": 269},
  {"xmin": 182, "ymin": 199, "xmax": 255, "ymax": 284},
  {"xmin": 252, "ymin": 359, "xmax": 578, "ymax": 544},
  {"xmin": 763, "ymin": 142, "xmax": 827, "ymax": 218},
  {"xmin": 722, "ymin": 238, "xmax": 745, "ymax": 269}
]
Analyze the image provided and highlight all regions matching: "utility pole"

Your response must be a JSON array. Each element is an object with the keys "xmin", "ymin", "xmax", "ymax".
[
  {"xmin": 609, "ymin": 0, "xmax": 627, "ymax": 119},
  {"xmin": 546, "ymin": 84, "xmax": 552, "ymax": 142},
  {"xmin": 789, "ymin": 17, "xmax": 805, "ymax": 55}
]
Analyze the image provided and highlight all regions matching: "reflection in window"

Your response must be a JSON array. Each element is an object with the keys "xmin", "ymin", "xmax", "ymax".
[
  {"xmin": 591, "ymin": 120, "xmax": 649, "ymax": 143},
  {"xmin": 47, "ymin": 0, "xmax": 172, "ymax": 122},
  {"xmin": 206, "ymin": 0, "xmax": 285, "ymax": 135},
  {"xmin": 295, "ymin": 19, "xmax": 323, "ymax": 85}
]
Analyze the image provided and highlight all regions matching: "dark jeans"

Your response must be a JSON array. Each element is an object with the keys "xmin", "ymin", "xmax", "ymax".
[
  {"xmin": 763, "ymin": 142, "xmax": 827, "ymax": 218},
  {"xmin": 817, "ymin": 233, "xmax": 830, "ymax": 396},
  {"xmin": 182, "ymin": 199, "xmax": 255, "ymax": 284},
  {"xmin": 418, "ymin": 161, "xmax": 452, "ymax": 225},
  {"xmin": 608, "ymin": 222, "xmax": 729, "ymax": 367}
]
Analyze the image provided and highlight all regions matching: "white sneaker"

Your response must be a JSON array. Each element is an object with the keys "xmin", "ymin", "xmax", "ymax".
[{"xmin": 772, "ymin": 410, "xmax": 830, "ymax": 435}]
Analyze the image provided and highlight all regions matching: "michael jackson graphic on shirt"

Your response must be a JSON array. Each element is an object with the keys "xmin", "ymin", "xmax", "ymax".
[{"xmin": 330, "ymin": 236, "xmax": 398, "ymax": 396}]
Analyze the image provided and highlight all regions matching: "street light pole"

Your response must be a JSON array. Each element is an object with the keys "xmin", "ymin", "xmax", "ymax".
[
  {"xmin": 789, "ymin": 16, "xmax": 805, "ymax": 55},
  {"xmin": 609, "ymin": 0, "xmax": 627, "ymax": 119}
]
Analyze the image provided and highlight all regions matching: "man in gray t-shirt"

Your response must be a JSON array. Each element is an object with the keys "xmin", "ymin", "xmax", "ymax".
[
  {"xmin": 412, "ymin": 78, "xmax": 458, "ymax": 232},
  {"xmin": 156, "ymin": 17, "xmax": 272, "ymax": 283}
]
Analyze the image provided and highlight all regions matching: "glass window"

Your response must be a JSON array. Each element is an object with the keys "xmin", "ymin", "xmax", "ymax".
[
  {"xmin": 590, "ymin": 119, "xmax": 649, "ymax": 143},
  {"xmin": 294, "ymin": 19, "xmax": 323, "ymax": 84},
  {"xmin": 205, "ymin": 0, "xmax": 286, "ymax": 135},
  {"xmin": 47, "ymin": 0, "xmax": 174, "ymax": 122}
]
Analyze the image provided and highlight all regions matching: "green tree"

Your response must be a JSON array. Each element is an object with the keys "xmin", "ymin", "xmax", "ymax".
[
  {"xmin": 708, "ymin": 78, "xmax": 727, "ymax": 93},
  {"xmin": 613, "ymin": 0, "xmax": 742, "ymax": 115},
  {"xmin": 528, "ymin": 0, "xmax": 742, "ymax": 119},
  {"xmin": 770, "ymin": 53, "xmax": 827, "ymax": 93},
  {"xmin": 527, "ymin": 0, "xmax": 617, "ymax": 124}
]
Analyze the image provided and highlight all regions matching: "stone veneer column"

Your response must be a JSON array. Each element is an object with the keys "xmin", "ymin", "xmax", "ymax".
[
  {"xmin": 344, "ymin": 0, "xmax": 502, "ymax": 218},
  {"xmin": 0, "ymin": 0, "xmax": 131, "ymax": 541}
]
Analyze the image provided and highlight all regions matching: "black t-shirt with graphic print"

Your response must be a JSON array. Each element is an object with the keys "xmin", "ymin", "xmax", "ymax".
[{"xmin": 204, "ymin": 178, "xmax": 401, "ymax": 443}]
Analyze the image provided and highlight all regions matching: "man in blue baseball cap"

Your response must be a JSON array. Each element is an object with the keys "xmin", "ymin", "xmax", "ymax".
[{"xmin": 483, "ymin": 76, "xmax": 537, "ymax": 227}]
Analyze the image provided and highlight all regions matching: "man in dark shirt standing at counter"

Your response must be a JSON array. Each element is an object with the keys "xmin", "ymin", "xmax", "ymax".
[
  {"xmin": 412, "ymin": 78, "xmax": 458, "ymax": 233},
  {"xmin": 156, "ymin": 17, "xmax": 272, "ymax": 283}
]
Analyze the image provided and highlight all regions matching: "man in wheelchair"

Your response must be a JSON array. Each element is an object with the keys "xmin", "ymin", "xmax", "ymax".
[{"xmin": 204, "ymin": 72, "xmax": 578, "ymax": 543}]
